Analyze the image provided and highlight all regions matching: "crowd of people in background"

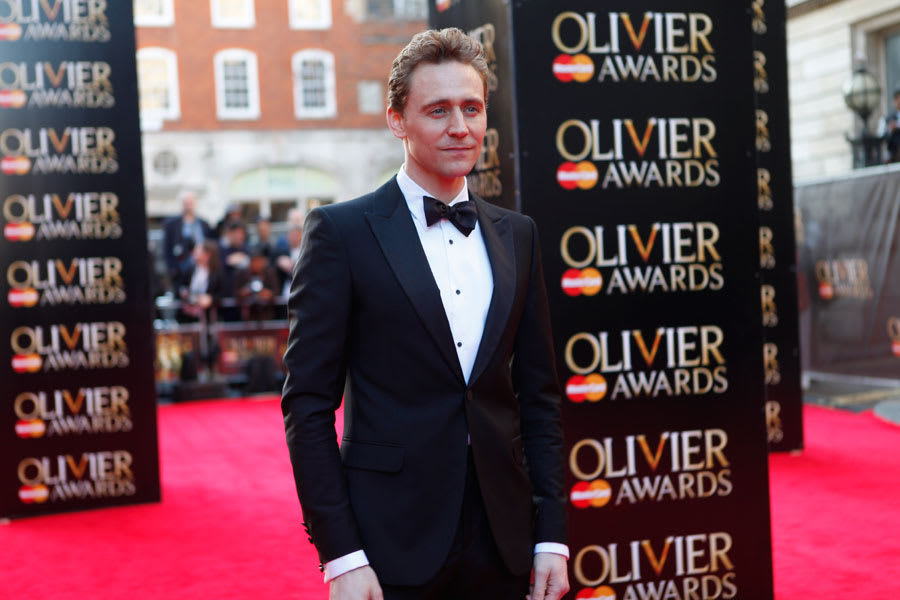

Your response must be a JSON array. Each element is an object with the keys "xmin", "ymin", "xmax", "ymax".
[{"xmin": 159, "ymin": 190, "xmax": 304, "ymax": 324}]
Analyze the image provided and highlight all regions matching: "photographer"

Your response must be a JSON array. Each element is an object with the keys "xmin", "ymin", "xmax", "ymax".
[{"xmin": 233, "ymin": 245, "xmax": 280, "ymax": 321}]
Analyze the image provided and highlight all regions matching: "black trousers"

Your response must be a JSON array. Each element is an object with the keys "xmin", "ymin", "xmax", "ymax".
[{"xmin": 381, "ymin": 450, "xmax": 531, "ymax": 600}]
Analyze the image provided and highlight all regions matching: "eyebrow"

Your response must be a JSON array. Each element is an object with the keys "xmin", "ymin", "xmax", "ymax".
[{"xmin": 422, "ymin": 97, "xmax": 485, "ymax": 110}]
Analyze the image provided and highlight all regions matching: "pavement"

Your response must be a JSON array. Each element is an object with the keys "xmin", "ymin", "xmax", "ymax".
[{"xmin": 804, "ymin": 377, "xmax": 900, "ymax": 425}]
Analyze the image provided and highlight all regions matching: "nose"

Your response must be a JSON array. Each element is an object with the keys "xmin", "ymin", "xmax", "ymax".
[{"xmin": 447, "ymin": 107, "xmax": 467, "ymax": 137}]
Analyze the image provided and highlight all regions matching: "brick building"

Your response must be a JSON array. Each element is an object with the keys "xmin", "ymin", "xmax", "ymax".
[
  {"xmin": 134, "ymin": 0, "xmax": 426, "ymax": 225},
  {"xmin": 787, "ymin": 0, "xmax": 900, "ymax": 180}
]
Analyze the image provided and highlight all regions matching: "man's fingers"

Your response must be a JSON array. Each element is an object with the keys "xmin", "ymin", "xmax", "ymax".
[{"xmin": 531, "ymin": 566, "xmax": 550, "ymax": 600}]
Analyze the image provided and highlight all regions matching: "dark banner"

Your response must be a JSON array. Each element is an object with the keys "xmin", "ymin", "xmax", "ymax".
[
  {"xmin": 0, "ymin": 2, "xmax": 161, "ymax": 517},
  {"xmin": 432, "ymin": 1, "xmax": 774, "ymax": 598},
  {"xmin": 795, "ymin": 168, "xmax": 900, "ymax": 379},
  {"xmin": 752, "ymin": 0, "xmax": 804, "ymax": 451}
]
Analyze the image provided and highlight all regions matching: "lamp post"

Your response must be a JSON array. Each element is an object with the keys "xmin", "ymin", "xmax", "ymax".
[{"xmin": 843, "ymin": 63, "xmax": 883, "ymax": 168}]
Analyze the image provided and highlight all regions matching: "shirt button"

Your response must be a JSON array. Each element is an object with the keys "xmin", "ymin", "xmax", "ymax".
[
  {"xmin": 456, "ymin": 290, "xmax": 461, "ymax": 295},
  {"xmin": 449, "ymin": 239, "xmax": 454, "ymax": 245},
  {"xmin": 457, "ymin": 342, "xmax": 462, "ymax": 347}
]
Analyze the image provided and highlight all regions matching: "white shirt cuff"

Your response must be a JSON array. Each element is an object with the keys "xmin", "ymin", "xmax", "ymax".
[
  {"xmin": 534, "ymin": 542, "xmax": 570, "ymax": 559},
  {"xmin": 323, "ymin": 549, "xmax": 370, "ymax": 583}
]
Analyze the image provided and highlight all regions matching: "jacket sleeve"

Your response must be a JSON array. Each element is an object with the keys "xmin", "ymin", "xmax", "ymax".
[
  {"xmin": 511, "ymin": 217, "xmax": 568, "ymax": 545},
  {"xmin": 281, "ymin": 207, "xmax": 364, "ymax": 564}
]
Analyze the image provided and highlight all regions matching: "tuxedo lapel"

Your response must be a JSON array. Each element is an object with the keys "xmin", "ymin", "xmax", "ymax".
[
  {"xmin": 365, "ymin": 179, "xmax": 465, "ymax": 384},
  {"xmin": 469, "ymin": 194, "xmax": 515, "ymax": 385}
]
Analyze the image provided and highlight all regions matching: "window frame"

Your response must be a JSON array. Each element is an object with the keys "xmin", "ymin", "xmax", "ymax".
[
  {"xmin": 133, "ymin": 0, "xmax": 175, "ymax": 27},
  {"xmin": 136, "ymin": 46, "xmax": 181, "ymax": 125},
  {"xmin": 292, "ymin": 49, "xmax": 337, "ymax": 119},
  {"xmin": 214, "ymin": 49, "xmax": 262, "ymax": 121},
  {"xmin": 288, "ymin": 0, "xmax": 332, "ymax": 30},
  {"xmin": 210, "ymin": 0, "xmax": 256, "ymax": 29}
]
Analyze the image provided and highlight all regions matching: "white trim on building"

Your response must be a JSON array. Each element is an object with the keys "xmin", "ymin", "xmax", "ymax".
[
  {"xmin": 133, "ymin": 0, "xmax": 175, "ymax": 27},
  {"xmin": 136, "ymin": 47, "xmax": 181, "ymax": 130},
  {"xmin": 292, "ymin": 49, "xmax": 337, "ymax": 119},
  {"xmin": 288, "ymin": 0, "xmax": 332, "ymax": 30},
  {"xmin": 214, "ymin": 49, "xmax": 262, "ymax": 120},
  {"xmin": 210, "ymin": 0, "xmax": 256, "ymax": 28}
]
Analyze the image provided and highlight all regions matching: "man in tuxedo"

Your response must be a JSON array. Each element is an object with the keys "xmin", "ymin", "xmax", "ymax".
[{"xmin": 282, "ymin": 28, "xmax": 568, "ymax": 600}]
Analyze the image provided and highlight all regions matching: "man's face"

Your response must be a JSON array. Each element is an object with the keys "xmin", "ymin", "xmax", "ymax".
[
  {"xmin": 894, "ymin": 94, "xmax": 900, "ymax": 111},
  {"xmin": 388, "ymin": 61, "xmax": 486, "ymax": 191},
  {"xmin": 257, "ymin": 220, "xmax": 271, "ymax": 240},
  {"xmin": 182, "ymin": 194, "xmax": 196, "ymax": 217}
]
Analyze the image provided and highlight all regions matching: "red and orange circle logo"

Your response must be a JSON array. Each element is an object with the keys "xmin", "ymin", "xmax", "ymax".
[
  {"xmin": 8, "ymin": 288, "xmax": 39, "ymax": 308},
  {"xmin": 553, "ymin": 54, "xmax": 595, "ymax": 83},
  {"xmin": 576, "ymin": 587, "xmax": 616, "ymax": 600},
  {"xmin": 2, "ymin": 156, "xmax": 31, "ymax": 175},
  {"xmin": 557, "ymin": 161, "xmax": 599, "ymax": 190},
  {"xmin": 0, "ymin": 23, "xmax": 23, "ymax": 42},
  {"xmin": 570, "ymin": 480, "xmax": 612, "ymax": 509},
  {"xmin": 566, "ymin": 374, "xmax": 607, "ymax": 402},
  {"xmin": 4, "ymin": 222, "xmax": 35, "ymax": 242},
  {"xmin": 0, "ymin": 90, "xmax": 26, "ymax": 108},
  {"xmin": 562, "ymin": 268, "xmax": 603, "ymax": 296}
]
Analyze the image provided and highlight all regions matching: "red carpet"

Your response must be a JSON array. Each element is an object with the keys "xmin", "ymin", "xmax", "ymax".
[{"xmin": 1, "ymin": 401, "xmax": 897, "ymax": 599}]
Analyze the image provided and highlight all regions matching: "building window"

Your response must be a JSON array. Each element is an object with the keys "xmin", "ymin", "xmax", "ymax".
[
  {"xmin": 293, "ymin": 50, "xmax": 336, "ymax": 119},
  {"xmin": 357, "ymin": 81, "xmax": 383, "ymax": 115},
  {"xmin": 134, "ymin": 0, "xmax": 175, "ymax": 26},
  {"xmin": 366, "ymin": 0, "xmax": 425, "ymax": 20},
  {"xmin": 211, "ymin": 0, "xmax": 255, "ymax": 28},
  {"xmin": 288, "ymin": 0, "xmax": 331, "ymax": 29},
  {"xmin": 153, "ymin": 151, "xmax": 179, "ymax": 176},
  {"xmin": 136, "ymin": 47, "xmax": 180, "ymax": 128},
  {"xmin": 214, "ymin": 49, "xmax": 261, "ymax": 120}
]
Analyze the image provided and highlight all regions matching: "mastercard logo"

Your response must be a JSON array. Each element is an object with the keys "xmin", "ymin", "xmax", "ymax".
[
  {"xmin": 576, "ymin": 587, "xmax": 616, "ymax": 600},
  {"xmin": 557, "ymin": 161, "xmax": 599, "ymax": 190},
  {"xmin": 2, "ymin": 156, "xmax": 32, "ymax": 175},
  {"xmin": 553, "ymin": 54, "xmax": 595, "ymax": 83},
  {"xmin": 562, "ymin": 268, "xmax": 603, "ymax": 296},
  {"xmin": 570, "ymin": 480, "xmax": 612, "ymax": 509},
  {"xmin": 18, "ymin": 485, "xmax": 49, "ymax": 504},
  {"xmin": 892, "ymin": 340, "xmax": 900, "ymax": 357},
  {"xmin": 0, "ymin": 23, "xmax": 23, "ymax": 41},
  {"xmin": 566, "ymin": 374, "xmax": 607, "ymax": 402},
  {"xmin": 4, "ymin": 222, "xmax": 35, "ymax": 242},
  {"xmin": 15, "ymin": 419, "xmax": 46, "ymax": 439},
  {"xmin": 818, "ymin": 282, "xmax": 834, "ymax": 300},
  {"xmin": 12, "ymin": 354, "xmax": 42, "ymax": 373},
  {"xmin": 0, "ymin": 90, "xmax": 26, "ymax": 109},
  {"xmin": 435, "ymin": 0, "xmax": 451, "ymax": 11},
  {"xmin": 8, "ymin": 287, "xmax": 39, "ymax": 307}
]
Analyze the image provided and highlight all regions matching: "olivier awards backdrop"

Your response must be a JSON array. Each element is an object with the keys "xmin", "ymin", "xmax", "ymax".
[
  {"xmin": 795, "ymin": 167, "xmax": 900, "ymax": 381},
  {"xmin": 0, "ymin": 0, "xmax": 161, "ymax": 518},
  {"xmin": 751, "ymin": 0, "xmax": 804, "ymax": 452},
  {"xmin": 431, "ymin": 1, "xmax": 775, "ymax": 598}
]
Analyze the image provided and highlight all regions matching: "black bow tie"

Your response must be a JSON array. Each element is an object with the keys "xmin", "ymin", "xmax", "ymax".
[{"xmin": 423, "ymin": 196, "xmax": 478, "ymax": 237}]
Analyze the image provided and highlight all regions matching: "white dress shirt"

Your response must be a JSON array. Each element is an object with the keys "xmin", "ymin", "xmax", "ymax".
[{"xmin": 324, "ymin": 168, "xmax": 568, "ymax": 582}]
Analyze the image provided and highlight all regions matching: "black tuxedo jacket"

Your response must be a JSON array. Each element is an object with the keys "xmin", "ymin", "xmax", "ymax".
[{"xmin": 281, "ymin": 178, "xmax": 566, "ymax": 586}]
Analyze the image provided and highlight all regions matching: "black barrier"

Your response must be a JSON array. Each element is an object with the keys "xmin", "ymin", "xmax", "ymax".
[
  {"xmin": 432, "ymin": 2, "xmax": 774, "ymax": 597},
  {"xmin": 752, "ymin": 0, "xmax": 804, "ymax": 451},
  {"xmin": 796, "ymin": 166, "xmax": 900, "ymax": 380},
  {"xmin": 0, "ymin": 2, "xmax": 161, "ymax": 517}
]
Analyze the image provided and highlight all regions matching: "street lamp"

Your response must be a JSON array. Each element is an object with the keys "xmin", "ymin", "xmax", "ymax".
[{"xmin": 843, "ymin": 63, "xmax": 883, "ymax": 168}]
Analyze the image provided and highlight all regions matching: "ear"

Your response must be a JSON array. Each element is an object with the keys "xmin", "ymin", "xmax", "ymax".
[{"xmin": 386, "ymin": 106, "xmax": 406, "ymax": 140}]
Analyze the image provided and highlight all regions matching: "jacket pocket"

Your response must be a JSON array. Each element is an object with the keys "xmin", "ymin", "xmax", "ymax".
[{"xmin": 341, "ymin": 440, "xmax": 404, "ymax": 473}]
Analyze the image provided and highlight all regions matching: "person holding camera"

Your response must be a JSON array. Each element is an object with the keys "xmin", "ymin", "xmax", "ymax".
[{"xmin": 234, "ymin": 245, "xmax": 280, "ymax": 321}]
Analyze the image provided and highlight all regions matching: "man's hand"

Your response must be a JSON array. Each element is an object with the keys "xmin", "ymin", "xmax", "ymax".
[
  {"xmin": 528, "ymin": 552, "xmax": 569, "ymax": 600},
  {"xmin": 329, "ymin": 566, "xmax": 383, "ymax": 600}
]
